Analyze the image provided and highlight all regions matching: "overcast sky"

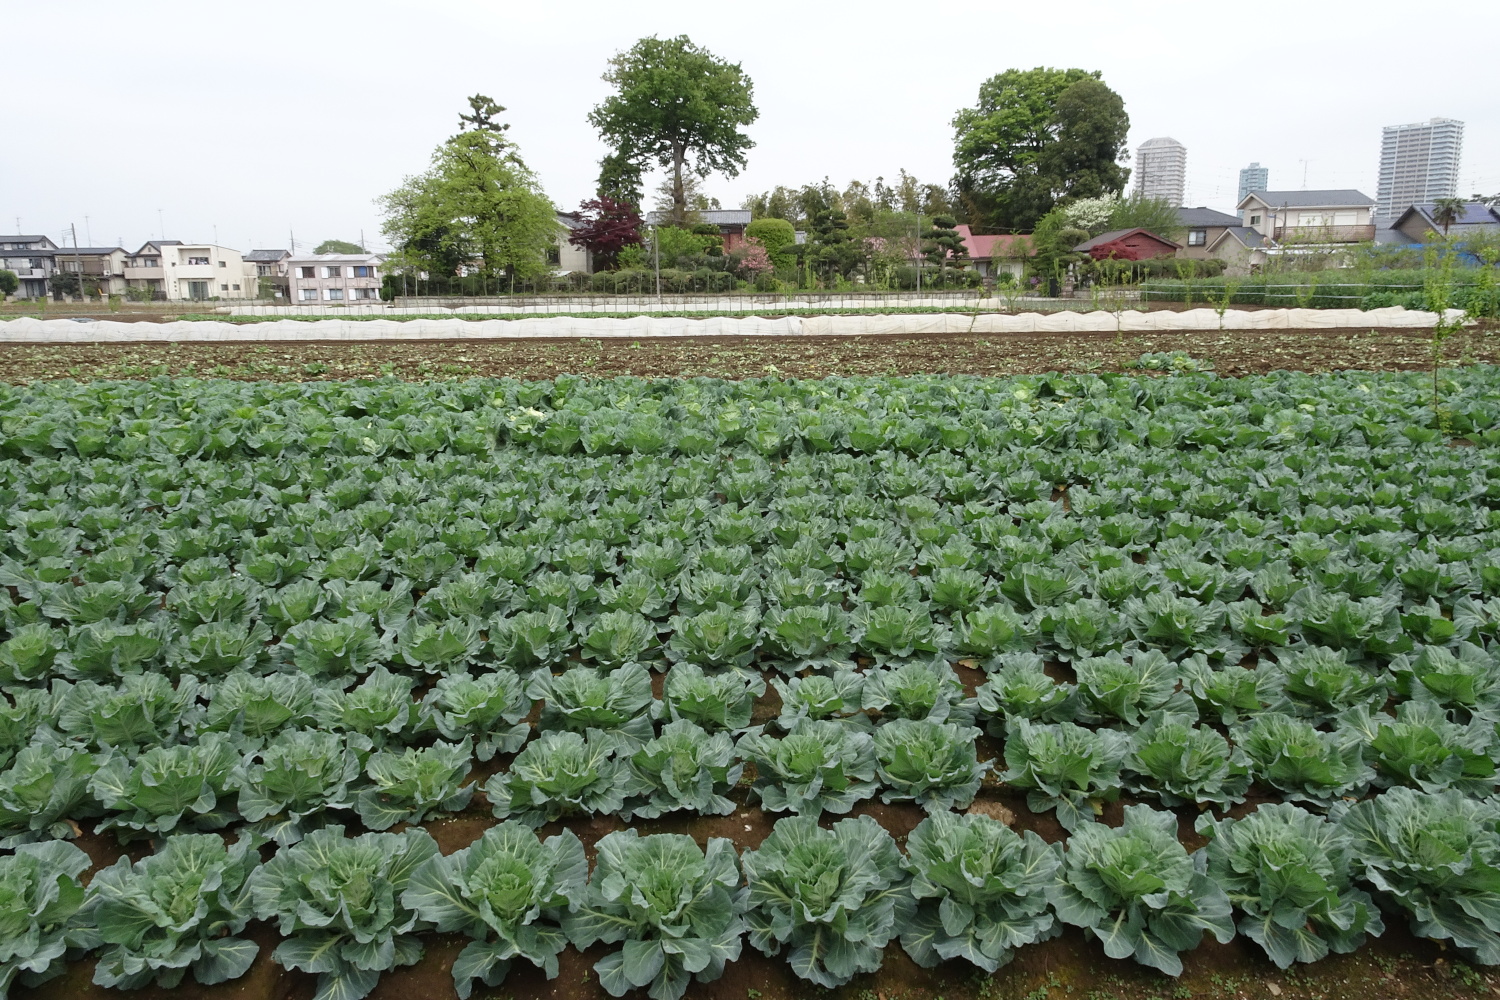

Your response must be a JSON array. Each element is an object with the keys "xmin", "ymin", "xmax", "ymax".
[{"xmin": 6, "ymin": 0, "xmax": 1496, "ymax": 253}]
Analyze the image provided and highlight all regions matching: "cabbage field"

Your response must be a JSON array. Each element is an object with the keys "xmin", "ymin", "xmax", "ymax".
[{"xmin": 2, "ymin": 369, "xmax": 1500, "ymax": 1000}]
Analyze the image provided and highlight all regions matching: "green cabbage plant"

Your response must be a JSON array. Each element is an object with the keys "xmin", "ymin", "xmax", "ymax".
[
  {"xmin": 1199, "ymin": 803, "xmax": 1382, "ymax": 968},
  {"xmin": 230, "ymin": 728, "xmax": 371, "ymax": 844},
  {"xmin": 1000, "ymin": 719, "xmax": 1129, "ymax": 832},
  {"xmin": 1051, "ymin": 804, "xmax": 1233, "ymax": 975},
  {"xmin": 901, "ymin": 811, "xmax": 1061, "ymax": 972},
  {"xmin": 736, "ymin": 719, "xmax": 877, "ymax": 816},
  {"xmin": 564, "ymin": 830, "xmax": 744, "ymax": 1000},
  {"xmin": 485, "ymin": 730, "xmax": 626, "ymax": 826},
  {"xmin": 0, "ymin": 841, "xmax": 97, "ymax": 997},
  {"xmin": 1336, "ymin": 787, "xmax": 1500, "ymax": 964},
  {"xmin": 1123, "ymin": 711, "xmax": 1251, "ymax": 808},
  {"xmin": 249, "ymin": 825, "xmax": 439, "ymax": 1000},
  {"xmin": 86, "ymin": 833, "xmax": 260, "ymax": 989},
  {"xmin": 421, "ymin": 668, "xmax": 530, "ymax": 761},
  {"xmin": 742, "ymin": 814, "xmax": 912, "ymax": 988},
  {"xmin": 871, "ymin": 719, "xmax": 988, "ymax": 812},
  {"xmin": 621, "ymin": 719, "xmax": 743, "ymax": 819},
  {"xmin": 402, "ymin": 822, "xmax": 586, "ymax": 998},
  {"xmin": 532, "ymin": 663, "xmax": 657, "ymax": 746},
  {"xmin": 662, "ymin": 663, "xmax": 763, "ymax": 733},
  {"xmin": 355, "ymin": 739, "xmax": 473, "ymax": 831}
]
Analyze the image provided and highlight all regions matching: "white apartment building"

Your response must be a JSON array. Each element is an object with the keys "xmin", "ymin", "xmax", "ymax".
[
  {"xmin": 286, "ymin": 253, "xmax": 384, "ymax": 304},
  {"xmin": 1134, "ymin": 137, "xmax": 1187, "ymax": 207},
  {"xmin": 123, "ymin": 241, "xmax": 257, "ymax": 301},
  {"xmin": 1376, "ymin": 117, "xmax": 1463, "ymax": 220}
]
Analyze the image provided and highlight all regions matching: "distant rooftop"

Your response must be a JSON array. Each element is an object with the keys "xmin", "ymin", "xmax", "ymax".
[
  {"xmin": 1175, "ymin": 207, "xmax": 1241, "ymax": 227},
  {"xmin": 1239, "ymin": 189, "xmax": 1375, "ymax": 208},
  {"xmin": 644, "ymin": 209, "xmax": 752, "ymax": 227}
]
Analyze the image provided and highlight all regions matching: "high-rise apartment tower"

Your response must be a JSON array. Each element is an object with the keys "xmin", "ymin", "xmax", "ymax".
[
  {"xmin": 1133, "ymin": 137, "xmax": 1187, "ymax": 206},
  {"xmin": 1238, "ymin": 162, "xmax": 1269, "ymax": 203},
  {"xmin": 1376, "ymin": 117, "xmax": 1463, "ymax": 218}
]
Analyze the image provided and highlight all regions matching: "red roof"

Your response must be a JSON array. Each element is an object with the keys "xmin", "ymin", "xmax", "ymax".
[{"xmin": 956, "ymin": 225, "xmax": 1033, "ymax": 259}]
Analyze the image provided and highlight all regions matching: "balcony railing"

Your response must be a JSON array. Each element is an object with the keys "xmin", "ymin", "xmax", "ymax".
[{"xmin": 1272, "ymin": 224, "xmax": 1376, "ymax": 244}]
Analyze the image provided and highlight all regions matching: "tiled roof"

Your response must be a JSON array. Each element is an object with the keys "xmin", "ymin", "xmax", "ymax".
[
  {"xmin": 1176, "ymin": 207, "xmax": 1241, "ymax": 227},
  {"xmin": 1239, "ymin": 189, "xmax": 1374, "ymax": 208}
]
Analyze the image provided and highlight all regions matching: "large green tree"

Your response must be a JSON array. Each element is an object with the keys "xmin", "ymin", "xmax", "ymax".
[
  {"xmin": 596, "ymin": 151, "xmax": 645, "ymax": 207},
  {"xmin": 378, "ymin": 95, "xmax": 559, "ymax": 281},
  {"xmin": 313, "ymin": 239, "xmax": 365, "ymax": 254},
  {"xmin": 952, "ymin": 67, "xmax": 1130, "ymax": 231},
  {"xmin": 589, "ymin": 35, "xmax": 758, "ymax": 227}
]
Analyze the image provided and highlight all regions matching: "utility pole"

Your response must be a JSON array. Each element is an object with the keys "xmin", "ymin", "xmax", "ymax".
[
  {"xmin": 652, "ymin": 224, "xmax": 661, "ymax": 303},
  {"xmin": 70, "ymin": 223, "xmax": 85, "ymax": 302},
  {"xmin": 157, "ymin": 209, "xmax": 165, "ymax": 240}
]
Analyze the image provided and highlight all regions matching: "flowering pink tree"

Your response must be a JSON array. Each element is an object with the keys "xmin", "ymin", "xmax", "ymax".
[{"xmin": 735, "ymin": 238, "xmax": 773, "ymax": 280}]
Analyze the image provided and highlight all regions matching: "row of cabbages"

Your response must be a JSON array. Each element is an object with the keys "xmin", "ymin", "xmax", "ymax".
[
  {"xmin": 7, "ymin": 647, "xmax": 1500, "ymax": 846},
  {"xmin": 5, "ymin": 790, "xmax": 1496, "ymax": 1000}
]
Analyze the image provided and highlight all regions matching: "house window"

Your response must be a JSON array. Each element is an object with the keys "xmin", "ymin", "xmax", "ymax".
[
  {"xmin": 232, "ymin": 284, "xmax": 240, "ymax": 291},
  {"xmin": 324, "ymin": 266, "xmax": 342, "ymax": 278},
  {"xmin": 353, "ymin": 265, "xmax": 372, "ymax": 278},
  {"xmin": 187, "ymin": 256, "xmax": 210, "ymax": 265},
  {"xmin": 1187, "ymin": 229, "xmax": 1206, "ymax": 246},
  {"xmin": 299, "ymin": 288, "xmax": 318, "ymax": 301},
  {"xmin": 220, "ymin": 283, "xmax": 229, "ymax": 291},
  {"xmin": 353, "ymin": 287, "xmax": 379, "ymax": 300},
  {"xmin": 546, "ymin": 245, "xmax": 561, "ymax": 266},
  {"xmin": 257, "ymin": 264, "xmax": 272, "ymax": 276},
  {"xmin": 1249, "ymin": 214, "xmax": 1262, "ymax": 226},
  {"xmin": 325, "ymin": 288, "xmax": 344, "ymax": 300},
  {"xmin": 218, "ymin": 260, "xmax": 227, "ymax": 268},
  {"xmin": 299, "ymin": 266, "xmax": 315, "ymax": 278}
]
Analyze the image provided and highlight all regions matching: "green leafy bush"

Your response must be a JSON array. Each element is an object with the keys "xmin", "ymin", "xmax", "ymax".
[
  {"xmin": 621, "ymin": 719, "xmax": 743, "ymax": 819},
  {"xmin": 871, "ymin": 718, "xmax": 987, "ymax": 811}
]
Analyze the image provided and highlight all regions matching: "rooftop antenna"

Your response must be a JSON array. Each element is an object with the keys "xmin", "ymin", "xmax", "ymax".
[
  {"xmin": 1299, "ymin": 160, "xmax": 1311, "ymax": 189},
  {"xmin": 157, "ymin": 209, "xmax": 165, "ymax": 240},
  {"xmin": 84, "ymin": 216, "xmax": 92, "ymax": 246}
]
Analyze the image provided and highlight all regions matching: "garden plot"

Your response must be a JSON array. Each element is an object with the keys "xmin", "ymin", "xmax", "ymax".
[{"xmin": 3, "ymin": 371, "xmax": 1500, "ymax": 1000}]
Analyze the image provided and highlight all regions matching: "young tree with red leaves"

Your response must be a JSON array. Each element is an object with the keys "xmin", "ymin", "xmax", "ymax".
[{"xmin": 567, "ymin": 198, "xmax": 644, "ymax": 271}]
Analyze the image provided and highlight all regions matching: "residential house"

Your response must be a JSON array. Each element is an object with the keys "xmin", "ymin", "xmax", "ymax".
[
  {"xmin": 0, "ymin": 235, "xmax": 58, "ymax": 298},
  {"xmin": 245, "ymin": 249, "xmax": 292, "ymax": 299},
  {"xmin": 554, "ymin": 212, "xmax": 593, "ymax": 274},
  {"xmin": 1383, "ymin": 202, "xmax": 1500, "ymax": 245},
  {"xmin": 1236, "ymin": 190, "xmax": 1376, "ymax": 246},
  {"xmin": 124, "ymin": 241, "xmax": 255, "ymax": 301},
  {"xmin": 1204, "ymin": 227, "xmax": 1269, "ymax": 276},
  {"xmin": 1175, "ymin": 207, "xmax": 1242, "ymax": 261},
  {"xmin": 1074, "ymin": 229, "xmax": 1181, "ymax": 261},
  {"xmin": 287, "ymin": 253, "xmax": 384, "ymax": 304},
  {"xmin": 54, "ymin": 247, "xmax": 129, "ymax": 297},
  {"xmin": 955, "ymin": 225, "xmax": 1032, "ymax": 282},
  {"xmin": 644, "ymin": 209, "xmax": 752, "ymax": 252}
]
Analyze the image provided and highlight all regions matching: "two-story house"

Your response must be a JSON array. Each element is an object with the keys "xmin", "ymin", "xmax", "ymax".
[
  {"xmin": 1174, "ymin": 207, "xmax": 1243, "ymax": 261},
  {"xmin": 0, "ymin": 235, "xmax": 59, "ymax": 298},
  {"xmin": 54, "ymin": 247, "xmax": 129, "ymax": 297},
  {"xmin": 1236, "ymin": 190, "xmax": 1376, "ymax": 247},
  {"xmin": 124, "ymin": 241, "xmax": 255, "ymax": 301},
  {"xmin": 245, "ymin": 249, "xmax": 292, "ymax": 299},
  {"xmin": 286, "ymin": 253, "xmax": 384, "ymax": 304}
]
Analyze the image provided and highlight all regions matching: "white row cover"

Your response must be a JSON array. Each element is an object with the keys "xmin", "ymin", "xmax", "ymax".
[{"xmin": 0, "ymin": 307, "xmax": 1465, "ymax": 343}]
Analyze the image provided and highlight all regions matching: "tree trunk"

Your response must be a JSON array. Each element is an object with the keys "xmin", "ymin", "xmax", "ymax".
[{"xmin": 672, "ymin": 145, "xmax": 686, "ymax": 227}]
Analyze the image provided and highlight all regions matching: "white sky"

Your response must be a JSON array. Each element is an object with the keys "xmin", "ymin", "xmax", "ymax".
[{"xmin": 5, "ymin": 0, "xmax": 1497, "ymax": 253}]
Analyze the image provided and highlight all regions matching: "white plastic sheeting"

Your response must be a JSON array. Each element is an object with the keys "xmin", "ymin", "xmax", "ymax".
[{"xmin": 0, "ymin": 307, "xmax": 1464, "ymax": 343}]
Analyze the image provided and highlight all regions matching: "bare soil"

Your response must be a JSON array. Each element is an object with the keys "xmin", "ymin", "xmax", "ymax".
[{"xmin": 2, "ymin": 325, "xmax": 1497, "ymax": 383}]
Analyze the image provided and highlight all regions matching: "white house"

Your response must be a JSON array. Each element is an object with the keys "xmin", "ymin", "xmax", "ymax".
[
  {"xmin": 1236, "ymin": 190, "xmax": 1376, "ymax": 246},
  {"xmin": 287, "ymin": 253, "xmax": 384, "ymax": 304},
  {"xmin": 123, "ymin": 241, "xmax": 256, "ymax": 301}
]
